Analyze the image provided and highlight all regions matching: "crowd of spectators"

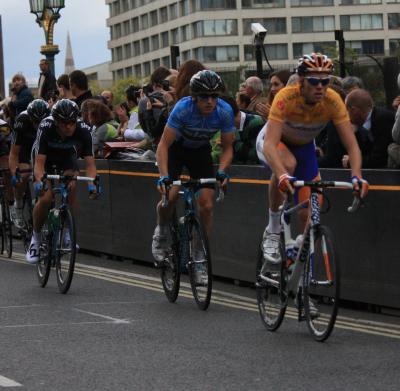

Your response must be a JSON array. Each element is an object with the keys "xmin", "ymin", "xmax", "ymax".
[{"xmin": 0, "ymin": 58, "xmax": 400, "ymax": 169}]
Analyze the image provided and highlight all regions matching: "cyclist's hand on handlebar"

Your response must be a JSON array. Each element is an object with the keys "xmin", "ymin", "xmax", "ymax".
[
  {"xmin": 216, "ymin": 170, "xmax": 229, "ymax": 190},
  {"xmin": 278, "ymin": 173, "xmax": 295, "ymax": 194},
  {"xmin": 88, "ymin": 183, "xmax": 100, "ymax": 200},
  {"xmin": 157, "ymin": 175, "xmax": 171, "ymax": 194},
  {"xmin": 34, "ymin": 182, "xmax": 44, "ymax": 198},
  {"xmin": 351, "ymin": 176, "xmax": 369, "ymax": 199}
]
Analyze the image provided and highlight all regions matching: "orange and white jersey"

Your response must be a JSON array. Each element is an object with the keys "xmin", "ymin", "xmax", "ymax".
[{"xmin": 268, "ymin": 84, "xmax": 349, "ymax": 145}]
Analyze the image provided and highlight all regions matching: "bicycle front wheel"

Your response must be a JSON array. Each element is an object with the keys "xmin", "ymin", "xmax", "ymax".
[
  {"xmin": 255, "ymin": 234, "xmax": 288, "ymax": 331},
  {"xmin": 303, "ymin": 225, "xmax": 340, "ymax": 342},
  {"xmin": 188, "ymin": 218, "xmax": 212, "ymax": 311},
  {"xmin": 37, "ymin": 224, "xmax": 51, "ymax": 288},
  {"xmin": 55, "ymin": 207, "xmax": 76, "ymax": 294},
  {"xmin": 160, "ymin": 210, "xmax": 181, "ymax": 303},
  {"xmin": 1, "ymin": 199, "xmax": 12, "ymax": 258}
]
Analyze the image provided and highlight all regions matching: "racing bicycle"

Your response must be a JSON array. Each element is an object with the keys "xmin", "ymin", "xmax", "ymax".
[
  {"xmin": 256, "ymin": 180, "xmax": 361, "ymax": 342},
  {"xmin": 0, "ymin": 168, "xmax": 12, "ymax": 258}
]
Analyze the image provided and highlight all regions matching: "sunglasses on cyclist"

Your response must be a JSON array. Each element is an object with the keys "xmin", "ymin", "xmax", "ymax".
[
  {"xmin": 197, "ymin": 93, "xmax": 219, "ymax": 101},
  {"xmin": 305, "ymin": 77, "xmax": 330, "ymax": 87}
]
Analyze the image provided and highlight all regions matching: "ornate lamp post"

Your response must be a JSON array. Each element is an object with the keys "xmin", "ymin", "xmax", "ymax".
[{"xmin": 29, "ymin": 0, "xmax": 65, "ymax": 75}]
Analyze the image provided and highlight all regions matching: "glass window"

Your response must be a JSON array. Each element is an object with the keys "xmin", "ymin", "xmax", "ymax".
[
  {"xmin": 151, "ymin": 35, "xmax": 159, "ymax": 51},
  {"xmin": 388, "ymin": 14, "xmax": 400, "ymax": 29},
  {"xmin": 114, "ymin": 24, "xmax": 122, "ymax": 39},
  {"xmin": 182, "ymin": 50, "xmax": 191, "ymax": 62},
  {"xmin": 346, "ymin": 40, "xmax": 383, "ymax": 54},
  {"xmin": 160, "ymin": 7, "xmax": 168, "ymax": 23},
  {"xmin": 150, "ymin": 11, "xmax": 158, "ymax": 27},
  {"xmin": 341, "ymin": 14, "xmax": 382, "ymax": 31},
  {"xmin": 193, "ymin": 0, "xmax": 237, "ymax": 11},
  {"xmin": 242, "ymin": 0, "xmax": 285, "ymax": 8},
  {"xmin": 291, "ymin": 0, "xmax": 333, "ymax": 5},
  {"xmin": 192, "ymin": 20, "xmax": 238, "ymax": 37},
  {"xmin": 152, "ymin": 59, "xmax": 161, "ymax": 69},
  {"xmin": 292, "ymin": 16, "xmax": 334, "ymax": 33},
  {"xmin": 116, "ymin": 69, "xmax": 124, "ymax": 80},
  {"xmin": 123, "ymin": 20, "xmax": 131, "ymax": 36},
  {"xmin": 162, "ymin": 56, "xmax": 171, "ymax": 68},
  {"xmin": 389, "ymin": 39, "xmax": 400, "ymax": 55},
  {"xmin": 194, "ymin": 46, "xmax": 239, "ymax": 62},
  {"xmin": 161, "ymin": 32, "xmax": 169, "ymax": 48},
  {"xmin": 121, "ymin": 0, "xmax": 129, "ymax": 12},
  {"xmin": 143, "ymin": 62, "xmax": 151, "ymax": 77},
  {"xmin": 141, "ymin": 14, "xmax": 148, "ymax": 30},
  {"xmin": 293, "ymin": 42, "xmax": 334, "ymax": 58},
  {"xmin": 134, "ymin": 64, "xmax": 142, "ymax": 77},
  {"xmin": 243, "ymin": 18, "xmax": 286, "ymax": 34},
  {"xmin": 341, "ymin": 0, "xmax": 381, "ymax": 4},
  {"xmin": 125, "ymin": 67, "xmax": 133, "ymax": 77},
  {"xmin": 132, "ymin": 17, "xmax": 139, "ymax": 32},
  {"xmin": 169, "ymin": 3, "xmax": 178, "ymax": 20},
  {"xmin": 124, "ymin": 43, "xmax": 132, "ymax": 59},
  {"xmin": 244, "ymin": 44, "xmax": 287, "ymax": 60},
  {"xmin": 133, "ymin": 41, "xmax": 140, "ymax": 56},
  {"xmin": 116, "ymin": 46, "xmax": 123, "ymax": 61},
  {"xmin": 171, "ymin": 28, "xmax": 180, "ymax": 44},
  {"xmin": 180, "ymin": 0, "xmax": 190, "ymax": 15},
  {"xmin": 142, "ymin": 38, "xmax": 150, "ymax": 53},
  {"xmin": 181, "ymin": 25, "xmax": 190, "ymax": 41}
]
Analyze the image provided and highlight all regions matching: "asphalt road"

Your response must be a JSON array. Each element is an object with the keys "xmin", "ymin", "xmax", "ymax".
[{"xmin": 0, "ymin": 245, "xmax": 399, "ymax": 391}]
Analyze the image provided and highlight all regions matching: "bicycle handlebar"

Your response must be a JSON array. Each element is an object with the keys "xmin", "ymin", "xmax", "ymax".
[
  {"xmin": 161, "ymin": 177, "xmax": 224, "ymax": 207},
  {"xmin": 292, "ymin": 180, "xmax": 363, "ymax": 213}
]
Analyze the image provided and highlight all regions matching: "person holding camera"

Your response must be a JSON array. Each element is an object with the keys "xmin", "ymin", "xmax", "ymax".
[{"xmin": 124, "ymin": 85, "xmax": 148, "ymax": 142}]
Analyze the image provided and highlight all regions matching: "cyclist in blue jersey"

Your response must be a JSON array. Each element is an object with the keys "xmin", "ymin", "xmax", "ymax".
[{"xmin": 152, "ymin": 70, "xmax": 236, "ymax": 265}]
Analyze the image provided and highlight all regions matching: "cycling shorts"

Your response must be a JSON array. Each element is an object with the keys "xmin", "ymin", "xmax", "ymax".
[{"xmin": 168, "ymin": 142, "xmax": 215, "ymax": 189}]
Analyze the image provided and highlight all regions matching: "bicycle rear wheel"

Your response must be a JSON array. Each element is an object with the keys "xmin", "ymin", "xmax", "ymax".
[
  {"xmin": 55, "ymin": 207, "xmax": 76, "ymax": 294},
  {"xmin": 37, "ymin": 224, "xmax": 51, "ymax": 288},
  {"xmin": 188, "ymin": 217, "xmax": 212, "ymax": 311},
  {"xmin": 255, "ymin": 234, "xmax": 288, "ymax": 331},
  {"xmin": 160, "ymin": 210, "xmax": 181, "ymax": 302},
  {"xmin": 303, "ymin": 225, "xmax": 340, "ymax": 342},
  {"xmin": 1, "ymin": 199, "xmax": 12, "ymax": 258}
]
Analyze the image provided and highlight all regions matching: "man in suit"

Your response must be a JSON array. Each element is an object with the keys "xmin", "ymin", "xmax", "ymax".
[
  {"xmin": 38, "ymin": 59, "xmax": 57, "ymax": 100},
  {"xmin": 343, "ymin": 89, "xmax": 394, "ymax": 168}
]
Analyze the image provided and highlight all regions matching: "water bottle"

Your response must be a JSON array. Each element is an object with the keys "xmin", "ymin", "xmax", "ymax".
[{"xmin": 48, "ymin": 208, "xmax": 60, "ymax": 232}]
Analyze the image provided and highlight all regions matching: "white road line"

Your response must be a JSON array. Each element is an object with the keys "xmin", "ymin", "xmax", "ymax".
[
  {"xmin": 0, "ymin": 321, "xmax": 120, "ymax": 329},
  {"xmin": 0, "ymin": 375, "xmax": 22, "ymax": 387},
  {"xmin": 74, "ymin": 309, "xmax": 130, "ymax": 324}
]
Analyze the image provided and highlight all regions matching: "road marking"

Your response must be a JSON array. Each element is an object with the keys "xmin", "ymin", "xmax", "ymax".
[
  {"xmin": 2, "ymin": 254, "xmax": 400, "ymax": 340},
  {"xmin": 0, "ymin": 321, "xmax": 125, "ymax": 330},
  {"xmin": 0, "ymin": 375, "xmax": 22, "ymax": 387},
  {"xmin": 74, "ymin": 309, "xmax": 130, "ymax": 324}
]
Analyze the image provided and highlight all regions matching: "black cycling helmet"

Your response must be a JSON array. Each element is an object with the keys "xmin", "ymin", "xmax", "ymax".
[
  {"xmin": 190, "ymin": 70, "xmax": 224, "ymax": 95},
  {"xmin": 296, "ymin": 53, "xmax": 334, "ymax": 76},
  {"xmin": 51, "ymin": 99, "xmax": 80, "ymax": 122},
  {"xmin": 27, "ymin": 99, "xmax": 50, "ymax": 122}
]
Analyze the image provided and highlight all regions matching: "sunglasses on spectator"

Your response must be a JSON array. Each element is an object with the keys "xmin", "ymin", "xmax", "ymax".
[
  {"xmin": 305, "ymin": 77, "xmax": 330, "ymax": 87},
  {"xmin": 197, "ymin": 93, "xmax": 219, "ymax": 100}
]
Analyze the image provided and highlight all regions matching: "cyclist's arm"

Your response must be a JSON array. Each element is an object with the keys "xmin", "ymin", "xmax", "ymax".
[
  {"xmin": 219, "ymin": 131, "xmax": 235, "ymax": 172},
  {"xmin": 34, "ymin": 154, "xmax": 46, "ymax": 183},
  {"xmin": 335, "ymin": 121, "xmax": 362, "ymax": 178},
  {"xmin": 263, "ymin": 119, "xmax": 287, "ymax": 178},
  {"xmin": 156, "ymin": 125, "xmax": 176, "ymax": 177},
  {"xmin": 9, "ymin": 145, "xmax": 21, "ymax": 176},
  {"xmin": 84, "ymin": 156, "xmax": 97, "ymax": 182}
]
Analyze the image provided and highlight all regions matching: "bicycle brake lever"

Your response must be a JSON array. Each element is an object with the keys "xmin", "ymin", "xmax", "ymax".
[
  {"xmin": 347, "ymin": 196, "xmax": 364, "ymax": 213},
  {"xmin": 216, "ymin": 187, "xmax": 225, "ymax": 203}
]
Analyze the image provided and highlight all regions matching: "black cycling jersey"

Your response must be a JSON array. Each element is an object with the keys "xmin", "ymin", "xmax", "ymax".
[
  {"xmin": 12, "ymin": 111, "xmax": 37, "ymax": 163},
  {"xmin": 33, "ymin": 116, "xmax": 93, "ymax": 171}
]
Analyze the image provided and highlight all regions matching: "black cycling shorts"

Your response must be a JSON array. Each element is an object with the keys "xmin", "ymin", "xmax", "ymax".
[
  {"xmin": 45, "ymin": 154, "xmax": 79, "ymax": 173},
  {"xmin": 168, "ymin": 142, "xmax": 215, "ymax": 189},
  {"xmin": 19, "ymin": 144, "xmax": 33, "ymax": 164}
]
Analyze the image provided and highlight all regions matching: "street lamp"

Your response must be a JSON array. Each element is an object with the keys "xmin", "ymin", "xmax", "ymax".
[{"xmin": 29, "ymin": 0, "xmax": 65, "ymax": 75}]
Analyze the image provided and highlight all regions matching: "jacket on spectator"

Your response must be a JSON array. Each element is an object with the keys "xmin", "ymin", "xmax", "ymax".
[
  {"xmin": 9, "ymin": 86, "xmax": 34, "ymax": 116},
  {"xmin": 246, "ymin": 95, "xmax": 268, "ymax": 113},
  {"xmin": 318, "ymin": 122, "xmax": 346, "ymax": 168},
  {"xmin": 391, "ymin": 106, "xmax": 400, "ymax": 144},
  {"xmin": 38, "ymin": 70, "xmax": 57, "ymax": 100},
  {"xmin": 74, "ymin": 90, "xmax": 93, "ymax": 110}
]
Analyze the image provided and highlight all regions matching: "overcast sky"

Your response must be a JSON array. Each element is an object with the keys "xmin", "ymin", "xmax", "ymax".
[{"xmin": 0, "ymin": 0, "xmax": 110, "ymax": 90}]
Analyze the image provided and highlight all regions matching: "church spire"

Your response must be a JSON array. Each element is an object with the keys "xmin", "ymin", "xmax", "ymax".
[{"xmin": 64, "ymin": 31, "xmax": 75, "ymax": 74}]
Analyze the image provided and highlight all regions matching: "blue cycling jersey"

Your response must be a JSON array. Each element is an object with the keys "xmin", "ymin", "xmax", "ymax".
[{"xmin": 167, "ymin": 96, "xmax": 235, "ymax": 148}]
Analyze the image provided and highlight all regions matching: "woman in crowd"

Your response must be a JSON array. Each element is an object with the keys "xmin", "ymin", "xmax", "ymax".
[
  {"xmin": 175, "ymin": 59, "xmax": 205, "ymax": 101},
  {"xmin": 57, "ymin": 74, "xmax": 75, "ymax": 100}
]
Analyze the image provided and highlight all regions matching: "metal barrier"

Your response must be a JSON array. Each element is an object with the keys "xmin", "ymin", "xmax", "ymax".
[{"xmin": 77, "ymin": 160, "xmax": 400, "ymax": 309}]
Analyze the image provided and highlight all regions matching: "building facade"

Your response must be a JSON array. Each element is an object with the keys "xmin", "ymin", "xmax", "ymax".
[{"xmin": 106, "ymin": 0, "xmax": 400, "ymax": 80}]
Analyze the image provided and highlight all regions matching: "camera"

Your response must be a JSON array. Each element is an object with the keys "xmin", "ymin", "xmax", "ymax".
[
  {"xmin": 251, "ymin": 23, "xmax": 267, "ymax": 41},
  {"xmin": 142, "ymin": 84, "xmax": 154, "ymax": 96},
  {"xmin": 161, "ymin": 79, "xmax": 170, "ymax": 91},
  {"xmin": 125, "ymin": 85, "xmax": 140, "ymax": 101}
]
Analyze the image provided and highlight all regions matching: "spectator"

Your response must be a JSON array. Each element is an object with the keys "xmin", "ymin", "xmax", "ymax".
[
  {"xmin": 244, "ymin": 76, "xmax": 268, "ymax": 112},
  {"xmin": 9, "ymin": 74, "xmax": 34, "ymax": 117},
  {"xmin": 236, "ymin": 92, "xmax": 251, "ymax": 110},
  {"xmin": 81, "ymin": 99, "xmax": 97, "ymax": 126},
  {"xmin": 47, "ymin": 90, "xmax": 59, "ymax": 109},
  {"xmin": 101, "ymin": 90, "xmax": 114, "ymax": 111},
  {"xmin": 175, "ymin": 60, "xmax": 205, "ymax": 101},
  {"xmin": 388, "ymin": 73, "xmax": 400, "ymax": 168},
  {"xmin": 342, "ymin": 76, "xmax": 364, "ymax": 95},
  {"xmin": 69, "ymin": 70, "xmax": 93, "ymax": 109},
  {"xmin": 115, "ymin": 102, "xmax": 130, "ymax": 139},
  {"xmin": 57, "ymin": 74, "xmax": 75, "ymax": 100},
  {"xmin": 344, "ymin": 88, "xmax": 394, "ymax": 168},
  {"xmin": 37, "ymin": 58, "xmax": 57, "ymax": 100},
  {"xmin": 88, "ymin": 100, "xmax": 118, "ymax": 156},
  {"xmin": 255, "ymin": 70, "xmax": 291, "ymax": 119}
]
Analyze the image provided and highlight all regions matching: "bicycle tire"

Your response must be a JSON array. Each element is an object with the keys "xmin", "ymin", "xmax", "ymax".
[
  {"xmin": 255, "ymin": 234, "xmax": 288, "ymax": 331},
  {"xmin": 1, "ymin": 199, "xmax": 12, "ymax": 258},
  {"xmin": 303, "ymin": 225, "xmax": 340, "ymax": 342},
  {"xmin": 55, "ymin": 206, "xmax": 76, "ymax": 294},
  {"xmin": 36, "ymin": 223, "xmax": 52, "ymax": 288},
  {"xmin": 187, "ymin": 217, "xmax": 212, "ymax": 311},
  {"xmin": 160, "ymin": 210, "xmax": 181, "ymax": 303}
]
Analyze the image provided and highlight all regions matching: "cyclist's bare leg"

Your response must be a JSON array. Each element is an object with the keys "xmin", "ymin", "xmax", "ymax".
[
  {"xmin": 0, "ymin": 155, "xmax": 13, "ymax": 203},
  {"xmin": 197, "ymin": 188, "xmax": 214, "ymax": 235},
  {"xmin": 156, "ymin": 186, "xmax": 179, "ymax": 225},
  {"xmin": 63, "ymin": 169, "xmax": 79, "ymax": 214},
  {"xmin": 14, "ymin": 163, "xmax": 31, "ymax": 201},
  {"xmin": 33, "ymin": 184, "xmax": 53, "ymax": 232}
]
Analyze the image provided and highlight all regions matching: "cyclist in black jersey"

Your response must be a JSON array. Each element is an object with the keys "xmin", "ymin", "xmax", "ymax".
[
  {"xmin": 9, "ymin": 99, "xmax": 50, "ymax": 228},
  {"xmin": 26, "ymin": 99, "xmax": 97, "ymax": 264}
]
